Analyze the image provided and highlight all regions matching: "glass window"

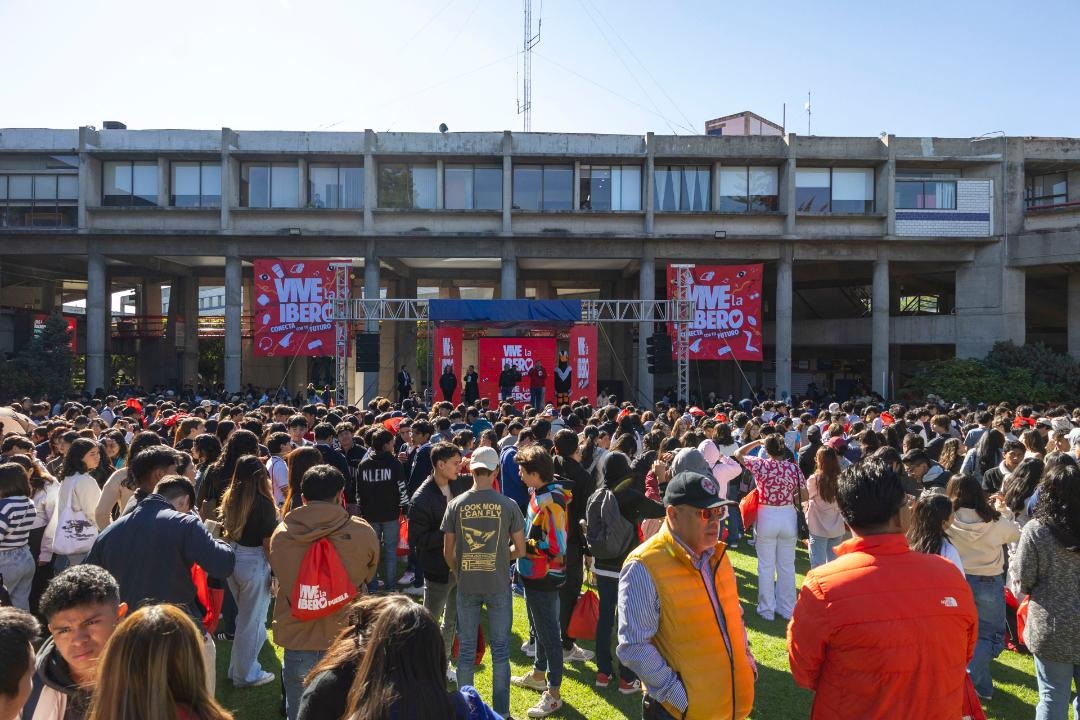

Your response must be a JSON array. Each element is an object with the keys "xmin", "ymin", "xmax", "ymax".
[
  {"xmin": 474, "ymin": 167, "xmax": 502, "ymax": 210},
  {"xmin": 171, "ymin": 163, "xmax": 201, "ymax": 207},
  {"xmin": 445, "ymin": 165, "xmax": 473, "ymax": 210},
  {"xmin": 131, "ymin": 163, "xmax": 158, "ymax": 207},
  {"xmin": 795, "ymin": 168, "xmax": 830, "ymax": 213},
  {"xmin": 33, "ymin": 175, "xmax": 57, "ymax": 200},
  {"xmin": 241, "ymin": 164, "xmax": 270, "ymax": 208},
  {"xmin": 0, "ymin": 176, "xmax": 5, "ymax": 199},
  {"xmin": 654, "ymin": 166, "xmax": 710, "ymax": 212},
  {"xmin": 618, "ymin": 166, "xmax": 641, "ymax": 211},
  {"xmin": 240, "ymin": 163, "xmax": 297, "ymax": 208},
  {"xmin": 341, "ymin": 167, "xmax": 363, "ymax": 209},
  {"xmin": 718, "ymin": 168, "xmax": 748, "ymax": 212},
  {"xmin": 410, "ymin": 166, "xmax": 437, "ymax": 209},
  {"xmin": 308, "ymin": 164, "xmax": 362, "ymax": 209},
  {"xmin": 541, "ymin": 165, "xmax": 572, "ymax": 210},
  {"xmin": 1, "ymin": 173, "xmax": 76, "ymax": 228},
  {"xmin": 378, "ymin": 163, "xmax": 435, "ymax": 209},
  {"xmin": 749, "ymin": 167, "xmax": 779, "ymax": 211},
  {"xmin": 513, "ymin": 166, "xmax": 542, "ymax": 210},
  {"xmin": 271, "ymin": 164, "xmax": 299, "ymax": 208},
  {"xmin": 57, "ymin": 175, "xmax": 79, "ymax": 200},
  {"xmin": 581, "ymin": 166, "xmax": 612, "ymax": 211},
  {"xmin": 1026, "ymin": 172, "xmax": 1068, "ymax": 208},
  {"xmin": 831, "ymin": 168, "xmax": 874, "ymax": 213},
  {"xmin": 896, "ymin": 180, "xmax": 956, "ymax": 209},
  {"xmin": 102, "ymin": 161, "xmax": 157, "ymax": 206},
  {"xmin": 201, "ymin": 164, "xmax": 221, "ymax": 207},
  {"xmin": 103, "ymin": 162, "xmax": 132, "ymax": 206}
]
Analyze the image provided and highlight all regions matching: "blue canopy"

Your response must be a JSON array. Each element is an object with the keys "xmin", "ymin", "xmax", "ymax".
[{"xmin": 428, "ymin": 300, "xmax": 581, "ymax": 324}]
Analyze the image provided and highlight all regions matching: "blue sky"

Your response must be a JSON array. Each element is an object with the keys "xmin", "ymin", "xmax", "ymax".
[{"xmin": 2, "ymin": 0, "xmax": 1077, "ymax": 137}]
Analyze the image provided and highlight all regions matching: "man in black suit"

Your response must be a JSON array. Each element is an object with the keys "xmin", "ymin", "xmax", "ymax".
[{"xmin": 397, "ymin": 366, "xmax": 412, "ymax": 403}]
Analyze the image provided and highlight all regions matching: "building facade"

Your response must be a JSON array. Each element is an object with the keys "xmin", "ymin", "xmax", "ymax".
[{"xmin": 1, "ymin": 126, "xmax": 1078, "ymax": 403}]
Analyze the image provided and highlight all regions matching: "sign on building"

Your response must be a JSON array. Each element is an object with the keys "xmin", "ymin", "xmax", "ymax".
[
  {"xmin": 667, "ymin": 264, "xmax": 764, "ymax": 361},
  {"xmin": 253, "ymin": 259, "xmax": 344, "ymax": 357}
]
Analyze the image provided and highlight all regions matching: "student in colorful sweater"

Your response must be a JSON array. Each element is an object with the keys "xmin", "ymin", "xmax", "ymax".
[{"xmin": 511, "ymin": 446, "xmax": 569, "ymax": 719}]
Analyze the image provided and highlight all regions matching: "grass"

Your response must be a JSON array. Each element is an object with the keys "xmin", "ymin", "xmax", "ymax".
[{"xmin": 214, "ymin": 542, "xmax": 1045, "ymax": 719}]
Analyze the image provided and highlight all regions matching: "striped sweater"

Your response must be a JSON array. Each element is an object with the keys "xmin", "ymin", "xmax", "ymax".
[
  {"xmin": 0, "ymin": 496, "xmax": 37, "ymax": 550},
  {"xmin": 517, "ymin": 480, "xmax": 569, "ymax": 590}
]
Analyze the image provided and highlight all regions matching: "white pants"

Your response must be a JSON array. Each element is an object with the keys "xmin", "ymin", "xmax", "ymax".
[
  {"xmin": 755, "ymin": 504, "xmax": 797, "ymax": 619},
  {"xmin": 202, "ymin": 631, "xmax": 216, "ymax": 695}
]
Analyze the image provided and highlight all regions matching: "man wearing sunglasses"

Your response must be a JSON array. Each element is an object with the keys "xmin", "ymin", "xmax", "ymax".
[{"xmin": 617, "ymin": 471, "xmax": 756, "ymax": 720}]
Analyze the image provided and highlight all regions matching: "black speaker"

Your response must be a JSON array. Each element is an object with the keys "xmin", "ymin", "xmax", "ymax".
[{"xmin": 355, "ymin": 333, "xmax": 380, "ymax": 372}]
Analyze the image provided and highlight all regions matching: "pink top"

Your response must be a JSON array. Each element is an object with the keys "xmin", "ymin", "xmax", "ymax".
[
  {"xmin": 805, "ymin": 472, "xmax": 846, "ymax": 538},
  {"xmin": 743, "ymin": 455, "xmax": 806, "ymax": 506}
]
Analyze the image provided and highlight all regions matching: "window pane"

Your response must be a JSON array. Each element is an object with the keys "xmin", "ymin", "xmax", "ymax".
[
  {"xmin": 33, "ymin": 175, "xmax": 57, "ymax": 201},
  {"xmin": 542, "ymin": 165, "xmax": 572, "ymax": 210},
  {"xmin": 341, "ymin": 167, "xmax": 363, "ymax": 209},
  {"xmin": 0, "ymin": 176, "xmax": 6, "ymax": 200},
  {"xmin": 682, "ymin": 167, "xmax": 709, "ymax": 211},
  {"xmin": 270, "ymin": 164, "xmax": 299, "ymax": 208},
  {"xmin": 655, "ymin": 167, "xmax": 677, "ymax": 211},
  {"xmin": 444, "ymin": 165, "xmax": 473, "ymax": 210},
  {"xmin": 718, "ymin": 167, "xmax": 748, "ymax": 212},
  {"xmin": 513, "ymin": 166, "xmax": 542, "ymax": 210},
  {"xmin": 378, "ymin": 164, "xmax": 410, "ymax": 208},
  {"xmin": 922, "ymin": 181, "xmax": 956, "ymax": 209},
  {"xmin": 57, "ymin": 175, "xmax": 78, "ymax": 200},
  {"xmin": 102, "ymin": 162, "xmax": 131, "ymax": 206},
  {"xmin": 242, "ymin": 164, "xmax": 270, "ymax": 208},
  {"xmin": 831, "ymin": 168, "xmax": 873, "ymax": 213},
  {"xmin": 410, "ymin": 166, "xmax": 437, "ymax": 209},
  {"xmin": 473, "ymin": 167, "xmax": 502, "ymax": 210},
  {"xmin": 748, "ymin": 166, "xmax": 778, "ymax": 212},
  {"xmin": 795, "ymin": 168, "xmax": 830, "ymax": 213},
  {"xmin": 582, "ymin": 166, "xmax": 611, "ymax": 211},
  {"xmin": 619, "ymin": 166, "xmax": 641, "ymax": 211},
  {"xmin": 201, "ymin": 164, "xmax": 221, "ymax": 207},
  {"xmin": 309, "ymin": 165, "xmax": 339, "ymax": 208},
  {"xmin": 132, "ymin": 163, "xmax": 158, "ymax": 206},
  {"xmin": 172, "ymin": 163, "xmax": 200, "ymax": 207},
  {"xmin": 896, "ymin": 180, "xmax": 920, "ymax": 209}
]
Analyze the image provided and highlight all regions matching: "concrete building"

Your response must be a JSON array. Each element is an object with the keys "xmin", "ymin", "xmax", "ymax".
[
  {"xmin": 705, "ymin": 111, "xmax": 784, "ymax": 137},
  {"xmin": 1, "ymin": 126, "xmax": 1078, "ymax": 403}
]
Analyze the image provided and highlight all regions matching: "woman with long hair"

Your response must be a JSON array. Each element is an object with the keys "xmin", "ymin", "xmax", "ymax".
[
  {"xmin": 87, "ymin": 604, "xmax": 233, "ymax": 720},
  {"xmin": 947, "ymin": 473, "xmax": 1022, "ymax": 700},
  {"xmin": 1021, "ymin": 428, "xmax": 1047, "ymax": 459},
  {"xmin": 938, "ymin": 437, "xmax": 964, "ymax": 475},
  {"xmin": 1013, "ymin": 462, "xmax": 1080, "ymax": 719},
  {"xmin": 0, "ymin": 462, "xmax": 37, "ymax": 610},
  {"xmin": 1002, "ymin": 457, "xmax": 1044, "ymax": 527},
  {"xmin": 173, "ymin": 417, "xmax": 205, "ymax": 452},
  {"xmin": 282, "ymin": 446, "xmax": 324, "ymax": 516},
  {"xmin": 218, "ymin": 455, "xmax": 279, "ymax": 688},
  {"xmin": 961, "ymin": 428, "xmax": 1005, "ymax": 479},
  {"xmin": 48, "ymin": 438, "xmax": 103, "ymax": 570},
  {"xmin": 94, "ymin": 430, "xmax": 163, "ymax": 530},
  {"xmin": 907, "ymin": 493, "xmax": 964, "ymax": 574},
  {"xmin": 196, "ymin": 429, "xmax": 259, "ymax": 519},
  {"xmin": 6, "ymin": 454, "xmax": 57, "ymax": 613},
  {"xmin": 713, "ymin": 423, "xmax": 737, "ymax": 456},
  {"xmin": 805, "ymin": 446, "xmax": 846, "ymax": 568},
  {"xmin": 343, "ymin": 597, "xmax": 499, "ymax": 720},
  {"xmin": 100, "ymin": 431, "xmax": 128, "ymax": 472},
  {"xmin": 191, "ymin": 433, "xmax": 223, "ymax": 500}
]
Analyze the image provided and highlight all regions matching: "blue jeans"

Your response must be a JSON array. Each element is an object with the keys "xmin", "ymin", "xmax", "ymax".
[
  {"xmin": 724, "ymin": 499, "xmax": 744, "ymax": 543},
  {"xmin": 0, "ymin": 546, "xmax": 35, "ymax": 611},
  {"xmin": 1034, "ymin": 656, "xmax": 1080, "ymax": 720},
  {"xmin": 53, "ymin": 552, "xmax": 87, "ymax": 572},
  {"xmin": 283, "ymin": 649, "xmax": 323, "ymax": 720},
  {"xmin": 596, "ymin": 573, "xmax": 636, "ymax": 681},
  {"xmin": 807, "ymin": 534, "xmax": 844, "ymax": 569},
  {"xmin": 368, "ymin": 519, "xmax": 399, "ymax": 591},
  {"xmin": 226, "ymin": 545, "xmax": 272, "ymax": 685},
  {"xmin": 457, "ymin": 587, "xmax": 513, "ymax": 717},
  {"xmin": 525, "ymin": 587, "xmax": 563, "ymax": 689},
  {"xmin": 966, "ymin": 573, "xmax": 1005, "ymax": 698}
]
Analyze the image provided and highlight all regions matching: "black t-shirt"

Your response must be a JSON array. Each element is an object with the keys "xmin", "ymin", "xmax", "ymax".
[{"xmin": 236, "ymin": 494, "xmax": 279, "ymax": 547}]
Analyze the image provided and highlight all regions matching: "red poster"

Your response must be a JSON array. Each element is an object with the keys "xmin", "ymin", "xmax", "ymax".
[
  {"xmin": 478, "ymin": 337, "xmax": 557, "ymax": 408},
  {"xmin": 568, "ymin": 325, "xmax": 597, "ymax": 406},
  {"xmin": 253, "ymin": 259, "xmax": 346, "ymax": 357},
  {"xmin": 433, "ymin": 326, "xmax": 463, "ymax": 404},
  {"xmin": 667, "ymin": 264, "xmax": 763, "ymax": 361}
]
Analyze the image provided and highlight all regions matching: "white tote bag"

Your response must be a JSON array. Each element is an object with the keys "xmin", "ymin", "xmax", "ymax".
[{"xmin": 51, "ymin": 475, "xmax": 98, "ymax": 556}]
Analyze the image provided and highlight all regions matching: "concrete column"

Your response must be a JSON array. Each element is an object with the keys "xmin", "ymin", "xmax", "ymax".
[
  {"xmin": 362, "ymin": 246, "xmax": 381, "ymax": 405},
  {"xmin": 637, "ymin": 249, "xmax": 655, "ymax": 406},
  {"xmin": 711, "ymin": 161, "xmax": 722, "ymax": 211},
  {"xmin": 644, "ymin": 132, "xmax": 655, "ymax": 234},
  {"xmin": 78, "ymin": 126, "xmax": 100, "ymax": 230},
  {"xmin": 501, "ymin": 131, "xmax": 513, "ymax": 234},
  {"xmin": 775, "ymin": 245, "xmax": 793, "ymax": 400},
  {"xmin": 882, "ymin": 134, "xmax": 896, "ymax": 235},
  {"xmin": 435, "ymin": 159, "xmax": 444, "ymax": 210},
  {"xmin": 1069, "ymin": 272, "xmax": 1080, "ymax": 360},
  {"xmin": 221, "ymin": 128, "xmax": 237, "ymax": 230},
  {"xmin": 181, "ymin": 278, "xmax": 200, "ymax": 388},
  {"xmin": 783, "ymin": 133, "xmax": 797, "ymax": 235},
  {"xmin": 86, "ymin": 251, "xmax": 108, "ymax": 393},
  {"xmin": 40, "ymin": 282, "xmax": 56, "ymax": 314},
  {"xmin": 364, "ymin": 129, "xmax": 376, "ymax": 231},
  {"xmin": 297, "ymin": 158, "xmax": 307, "ymax": 207},
  {"xmin": 395, "ymin": 275, "xmax": 419, "ymax": 385},
  {"xmin": 872, "ymin": 254, "xmax": 890, "ymax": 398},
  {"xmin": 157, "ymin": 158, "xmax": 169, "ymax": 207},
  {"xmin": 500, "ymin": 239, "xmax": 517, "ymax": 298},
  {"xmin": 572, "ymin": 160, "xmax": 581, "ymax": 210},
  {"xmin": 224, "ymin": 253, "xmax": 242, "ymax": 392}
]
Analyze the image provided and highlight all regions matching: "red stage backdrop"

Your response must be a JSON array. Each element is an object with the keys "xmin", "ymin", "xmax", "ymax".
[
  {"xmin": 253, "ymin": 259, "xmax": 345, "ymax": 357},
  {"xmin": 34, "ymin": 314, "xmax": 77, "ymax": 353},
  {"xmin": 433, "ymin": 326, "xmax": 463, "ymax": 404},
  {"xmin": 569, "ymin": 325, "xmax": 598, "ymax": 406},
  {"xmin": 478, "ymin": 337, "xmax": 556, "ymax": 407},
  {"xmin": 667, "ymin": 264, "xmax": 763, "ymax": 361}
]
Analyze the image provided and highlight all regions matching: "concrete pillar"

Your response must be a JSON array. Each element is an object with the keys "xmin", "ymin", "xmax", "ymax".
[
  {"xmin": 157, "ymin": 158, "xmax": 169, "ymax": 207},
  {"xmin": 872, "ymin": 254, "xmax": 890, "ymax": 398},
  {"xmin": 572, "ymin": 160, "xmax": 581, "ymax": 210},
  {"xmin": 1069, "ymin": 272, "xmax": 1080, "ymax": 360},
  {"xmin": 775, "ymin": 245, "xmax": 793, "ymax": 400},
  {"xmin": 40, "ymin": 282, "xmax": 56, "ymax": 314},
  {"xmin": 637, "ymin": 249, "xmax": 655, "ymax": 407},
  {"xmin": 501, "ymin": 131, "xmax": 513, "ymax": 234},
  {"xmin": 644, "ymin": 132, "xmax": 655, "ymax": 234},
  {"xmin": 882, "ymin": 134, "xmax": 896, "ymax": 235},
  {"xmin": 435, "ymin": 159, "xmax": 444, "ymax": 210},
  {"xmin": 86, "ymin": 251, "xmax": 108, "ymax": 393},
  {"xmin": 78, "ymin": 126, "xmax": 100, "ymax": 230},
  {"xmin": 224, "ymin": 253, "xmax": 242, "ymax": 393},
  {"xmin": 395, "ymin": 275, "xmax": 419, "ymax": 387},
  {"xmin": 221, "ymin": 128, "xmax": 237, "ymax": 230},
  {"xmin": 362, "ymin": 246, "xmax": 380, "ymax": 405},
  {"xmin": 500, "ymin": 240, "xmax": 517, "ymax": 298},
  {"xmin": 364, "ymin": 129, "xmax": 376, "ymax": 231},
  {"xmin": 783, "ymin": 133, "xmax": 797, "ymax": 235},
  {"xmin": 181, "ymin": 278, "xmax": 200, "ymax": 388}
]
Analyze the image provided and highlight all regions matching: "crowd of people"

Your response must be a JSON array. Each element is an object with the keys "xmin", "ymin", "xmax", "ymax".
[{"xmin": 0, "ymin": 387, "xmax": 1078, "ymax": 719}]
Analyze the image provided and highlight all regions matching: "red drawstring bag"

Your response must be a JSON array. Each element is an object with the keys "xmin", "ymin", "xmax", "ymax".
[
  {"xmin": 568, "ymin": 590, "xmax": 599, "ymax": 641},
  {"xmin": 397, "ymin": 516, "xmax": 410, "ymax": 557},
  {"xmin": 739, "ymin": 487, "xmax": 761, "ymax": 528},
  {"xmin": 190, "ymin": 564, "xmax": 222, "ymax": 634},
  {"xmin": 1016, "ymin": 596, "xmax": 1030, "ymax": 646},
  {"xmin": 291, "ymin": 537, "xmax": 356, "ymax": 621},
  {"xmin": 451, "ymin": 626, "xmax": 486, "ymax": 665},
  {"xmin": 961, "ymin": 672, "xmax": 987, "ymax": 720}
]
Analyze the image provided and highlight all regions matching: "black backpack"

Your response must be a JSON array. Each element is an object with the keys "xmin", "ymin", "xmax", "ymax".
[{"xmin": 584, "ymin": 486, "xmax": 635, "ymax": 560}]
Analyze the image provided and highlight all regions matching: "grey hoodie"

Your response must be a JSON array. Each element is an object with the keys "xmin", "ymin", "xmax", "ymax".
[
  {"xmin": 24, "ymin": 637, "xmax": 91, "ymax": 720},
  {"xmin": 1015, "ymin": 518, "xmax": 1080, "ymax": 662}
]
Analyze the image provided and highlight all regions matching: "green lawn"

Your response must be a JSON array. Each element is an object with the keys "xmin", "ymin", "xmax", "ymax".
[{"xmin": 214, "ymin": 543, "xmax": 1044, "ymax": 719}]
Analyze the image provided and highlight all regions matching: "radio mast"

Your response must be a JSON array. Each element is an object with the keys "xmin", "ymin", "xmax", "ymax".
[{"xmin": 516, "ymin": 0, "xmax": 541, "ymax": 131}]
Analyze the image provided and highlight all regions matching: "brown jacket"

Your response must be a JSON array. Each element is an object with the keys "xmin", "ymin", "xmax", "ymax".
[{"xmin": 269, "ymin": 501, "xmax": 379, "ymax": 651}]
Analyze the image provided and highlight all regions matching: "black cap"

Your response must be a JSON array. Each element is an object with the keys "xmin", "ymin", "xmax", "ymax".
[
  {"xmin": 901, "ymin": 449, "xmax": 930, "ymax": 466},
  {"xmin": 663, "ymin": 471, "xmax": 739, "ymax": 509}
]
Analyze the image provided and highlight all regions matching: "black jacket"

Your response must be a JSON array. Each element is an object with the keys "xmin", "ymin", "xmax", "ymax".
[
  {"xmin": 553, "ymin": 455, "xmax": 595, "ymax": 558},
  {"xmin": 297, "ymin": 660, "xmax": 355, "ymax": 720},
  {"xmin": 408, "ymin": 474, "xmax": 472, "ymax": 583},
  {"xmin": 407, "ymin": 442, "xmax": 433, "ymax": 498},
  {"xmin": 594, "ymin": 453, "xmax": 665, "ymax": 574},
  {"xmin": 440, "ymin": 372, "xmax": 458, "ymax": 397},
  {"xmin": 316, "ymin": 443, "xmax": 354, "ymax": 503},
  {"xmin": 499, "ymin": 368, "xmax": 521, "ymax": 389},
  {"xmin": 357, "ymin": 451, "xmax": 408, "ymax": 524}
]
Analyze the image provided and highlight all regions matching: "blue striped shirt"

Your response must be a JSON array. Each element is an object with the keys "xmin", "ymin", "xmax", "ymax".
[{"xmin": 0, "ymin": 496, "xmax": 36, "ymax": 549}]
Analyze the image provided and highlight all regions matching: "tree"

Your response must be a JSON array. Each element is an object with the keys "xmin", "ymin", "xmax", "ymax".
[{"xmin": 0, "ymin": 312, "xmax": 74, "ymax": 400}]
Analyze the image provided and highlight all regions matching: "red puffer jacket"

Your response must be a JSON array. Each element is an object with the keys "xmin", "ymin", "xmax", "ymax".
[{"xmin": 787, "ymin": 534, "xmax": 977, "ymax": 720}]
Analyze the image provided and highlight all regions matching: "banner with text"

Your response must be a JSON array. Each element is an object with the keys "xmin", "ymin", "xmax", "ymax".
[
  {"xmin": 568, "ymin": 325, "xmax": 598, "ymax": 406},
  {"xmin": 34, "ymin": 314, "xmax": 78, "ymax": 353},
  {"xmin": 478, "ymin": 337, "xmax": 556, "ymax": 408},
  {"xmin": 667, "ymin": 264, "xmax": 763, "ymax": 361},
  {"xmin": 253, "ymin": 259, "xmax": 345, "ymax": 357},
  {"xmin": 433, "ymin": 325, "xmax": 463, "ymax": 404}
]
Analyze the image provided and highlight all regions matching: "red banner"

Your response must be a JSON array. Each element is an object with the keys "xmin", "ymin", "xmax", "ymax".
[
  {"xmin": 478, "ymin": 337, "xmax": 556, "ymax": 408},
  {"xmin": 433, "ymin": 326, "xmax": 463, "ymax": 404},
  {"xmin": 667, "ymin": 264, "xmax": 763, "ymax": 361},
  {"xmin": 569, "ymin": 325, "xmax": 597, "ymax": 406},
  {"xmin": 34, "ymin": 314, "xmax": 77, "ymax": 353},
  {"xmin": 253, "ymin": 259, "xmax": 345, "ymax": 357}
]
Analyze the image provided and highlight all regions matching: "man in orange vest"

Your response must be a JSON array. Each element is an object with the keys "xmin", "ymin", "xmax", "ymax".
[{"xmin": 617, "ymin": 471, "xmax": 755, "ymax": 720}]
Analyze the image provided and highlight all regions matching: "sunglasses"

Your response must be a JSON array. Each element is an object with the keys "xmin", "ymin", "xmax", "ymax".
[{"xmin": 697, "ymin": 506, "xmax": 728, "ymax": 521}]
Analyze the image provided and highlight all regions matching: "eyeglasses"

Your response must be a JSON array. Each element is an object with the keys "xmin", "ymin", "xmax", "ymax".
[{"xmin": 698, "ymin": 506, "xmax": 728, "ymax": 521}]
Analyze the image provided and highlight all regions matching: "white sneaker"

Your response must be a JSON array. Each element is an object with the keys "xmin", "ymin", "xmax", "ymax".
[
  {"xmin": 235, "ymin": 670, "xmax": 275, "ymax": 688},
  {"xmin": 447, "ymin": 665, "xmax": 457, "ymax": 684},
  {"xmin": 563, "ymin": 644, "xmax": 595, "ymax": 662},
  {"xmin": 403, "ymin": 585, "xmax": 424, "ymax": 597},
  {"xmin": 526, "ymin": 691, "xmax": 563, "ymax": 718},
  {"xmin": 397, "ymin": 571, "xmax": 415, "ymax": 586},
  {"xmin": 511, "ymin": 673, "xmax": 547, "ymax": 692},
  {"xmin": 520, "ymin": 640, "xmax": 536, "ymax": 657}
]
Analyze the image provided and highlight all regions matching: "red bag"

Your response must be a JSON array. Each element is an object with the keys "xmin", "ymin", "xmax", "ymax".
[
  {"xmin": 568, "ymin": 590, "xmax": 599, "ymax": 641},
  {"xmin": 1016, "ymin": 596, "xmax": 1030, "ymax": 646},
  {"xmin": 961, "ymin": 672, "xmax": 987, "ymax": 720},
  {"xmin": 397, "ymin": 515, "xmax": 410, "ymax": 557},
  {"xmin": 290, "ymin": 537, "xmax": 356, "ymax": 621},
  {"xmin": 451, "ymin": 625, "xmax": 486, "ymax": 665},
  {"xmin": 739, "ymin": 487, "xmax": 761, "ymax": 528},
  {"xmin": 190, "ymin": 564, "xmax": 222, "ymax": 634}
]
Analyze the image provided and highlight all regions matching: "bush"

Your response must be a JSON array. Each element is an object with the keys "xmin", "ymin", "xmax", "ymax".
[
  {"xmin": 900, "ymin": 357, "xmax": 1058, "ymax": 405},
  {"xmin": 0, "ymin": 311, "xmax": 73, "ymax": 401},
  {"xmin": 986, "ymin": 341, "xmax": 1080, "ymax": 398}
]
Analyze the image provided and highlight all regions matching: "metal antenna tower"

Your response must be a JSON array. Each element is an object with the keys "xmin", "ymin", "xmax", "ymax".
[{"xmin": 516, "ymin": 0, "xmax": 541, "ymax": 131}]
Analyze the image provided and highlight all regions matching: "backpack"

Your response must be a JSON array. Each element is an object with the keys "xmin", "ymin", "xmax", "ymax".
[
  {"xmin": 584, "ymin": 486, "xmax": 635, "ymax": 560},
  {"xmin": 290, "ymin": 537, "xmax": 356, "ymax": 622}
]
